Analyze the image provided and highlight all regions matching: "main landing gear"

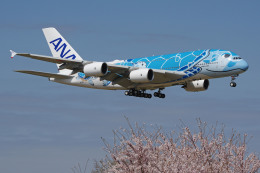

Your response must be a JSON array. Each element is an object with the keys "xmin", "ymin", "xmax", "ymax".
[
  {"xmin": 230, "ymin": 75, "xmax": 238, "ymax": 87},
  {"xmin": 153, "ymin": 88, "xmax": 165, "ymax": 98},
  {"xmin": 124, "ymin": 89, "xmax": 152, "ymax": 99},
  {"xmin": 124, "ymin": 88, "xmax": 166, "ymax": 99}
]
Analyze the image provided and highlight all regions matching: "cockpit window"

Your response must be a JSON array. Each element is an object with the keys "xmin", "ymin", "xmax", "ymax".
[{"xmin": 224, "ymin": 54, "xmax": 231, "ymax": 58}]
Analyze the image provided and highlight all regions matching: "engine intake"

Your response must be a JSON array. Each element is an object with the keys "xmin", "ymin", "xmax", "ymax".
[
  {"xmin": 129, "ymin": 69, "xmax": 154, "ymax": 83},
  {"xmin": 83, "ymin": 62, "xmax": 108, "ymax": 76},
  {"xmin": 184, "ymin": 79, "xmax": 209, "ymax": 92}
]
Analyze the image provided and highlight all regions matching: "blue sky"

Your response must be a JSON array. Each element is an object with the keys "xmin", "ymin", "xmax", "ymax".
[{"xmin": 1, "ymin": 0, "xmax": 260, "ymax": 172}]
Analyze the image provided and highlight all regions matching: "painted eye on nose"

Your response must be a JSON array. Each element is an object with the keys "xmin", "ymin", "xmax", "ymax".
[{"xmin": 223, "ymin": 54, "xmax": 231, "ymax": 58}]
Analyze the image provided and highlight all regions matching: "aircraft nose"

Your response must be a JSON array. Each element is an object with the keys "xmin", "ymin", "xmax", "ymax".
[{"xmin": 240, "ymin": 60, "xmax": 249, "ymax": 71}]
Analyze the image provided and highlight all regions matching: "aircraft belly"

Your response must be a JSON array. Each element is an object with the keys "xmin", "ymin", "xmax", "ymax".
[{"xmin": 203, "ymin": 69, "xmax": 243, "ymax": 78}]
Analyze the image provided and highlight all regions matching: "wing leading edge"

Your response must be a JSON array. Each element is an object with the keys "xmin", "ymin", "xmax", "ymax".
[
  {"xmin": 10, "ymin": 50, "xmax": 91, "ymax": 67},
  {"xmin": 15, "ymin": 70, "xmax": 73, "ymax": 79}
]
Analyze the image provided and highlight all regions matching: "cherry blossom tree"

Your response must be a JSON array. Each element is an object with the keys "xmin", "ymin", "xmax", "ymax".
[{"xmin": 95, "ymin": 118, "xmax": 260, "ymax": 173}]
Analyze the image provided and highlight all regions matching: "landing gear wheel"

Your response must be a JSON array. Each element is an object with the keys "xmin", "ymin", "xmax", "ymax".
[
  {"xmin": 124, "ymin": 91, "xmax": 129, "ymax": 96},
  {"xmin": 230, "ymin": 82, "xmax": 237, "ymax": 87},
  {"xmin": 160, "ymin": 94, "xmax": 165, "ymax": 98},
  {"xmin": 124, "ymin": 89, "xmax": 153, "ymax": 99},
  {"xmin": 154, "ymin": 92, "xmax": 158, "ymax": 97},
  {"xmin": 154, "ymin": 89, "xmax": 166, "ymax": 98},
  {"xmin": 158, "ymin": 93, "xmax": 165, "ymax": 98}
]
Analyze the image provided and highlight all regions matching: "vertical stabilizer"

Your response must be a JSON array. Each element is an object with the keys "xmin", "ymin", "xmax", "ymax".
[{"xmin": 42, "ymin": 27, "xmax": 83, "ymax": 74}]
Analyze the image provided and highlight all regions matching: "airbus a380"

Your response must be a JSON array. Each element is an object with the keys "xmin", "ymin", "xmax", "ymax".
[{"xmin": 11, "ymin": 27, "xmax": 249, "ymax": 99}]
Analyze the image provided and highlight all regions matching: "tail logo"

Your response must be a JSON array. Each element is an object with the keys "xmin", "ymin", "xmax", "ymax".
[{"xmin": 49, "ymin": 38, "xmax": 76, "ymax": 60}]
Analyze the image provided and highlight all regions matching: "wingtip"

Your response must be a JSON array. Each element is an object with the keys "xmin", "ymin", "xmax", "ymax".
[
  {"xmin": 15, "ymin": 70, "xmax": 28, "ymax": 74},
  {"xmin": 10, "ymin": 50, "xmax": 17, "ymax": 58}
]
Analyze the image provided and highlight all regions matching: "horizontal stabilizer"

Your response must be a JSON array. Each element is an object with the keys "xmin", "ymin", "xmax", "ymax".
[{"xmin": 15, "ymin": 70, "xmax": 73, "ymax": 79}]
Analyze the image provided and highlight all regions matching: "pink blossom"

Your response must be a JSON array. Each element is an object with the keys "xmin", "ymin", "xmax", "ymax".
[{"xmin": 97, "ymin": 119, "xmax": 260, "ymax": 173}]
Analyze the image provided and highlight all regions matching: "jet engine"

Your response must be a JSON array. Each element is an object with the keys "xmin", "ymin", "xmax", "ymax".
[
  {"xmin": 129, "ymin": 69, "xmax": 154, "ymax": 83},
  {"xmin": 184, "ymin": 79, "xmax": 209, "ymax": 92},
  {"xmin": 83, "ymin": 62, "xmax": 108, "ymax": 76}
]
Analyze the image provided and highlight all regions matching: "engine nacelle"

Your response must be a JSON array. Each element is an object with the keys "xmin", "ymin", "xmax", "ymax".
[
  {"xmin": 184, "ymin": 79, "xmax": 209, "ymax": 92},
  {"xmin": 129, "ymin": 69, "xmax": 154, "ymax": 83},
  {"xmin": 83, "ymin": 62, "xmax": 108, "ymax": 76}
]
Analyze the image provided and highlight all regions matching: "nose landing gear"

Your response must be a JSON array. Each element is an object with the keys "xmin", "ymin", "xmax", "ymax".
[{"xmin": 230, "ymin": 75, "xmax": 238, "ymax": 87}]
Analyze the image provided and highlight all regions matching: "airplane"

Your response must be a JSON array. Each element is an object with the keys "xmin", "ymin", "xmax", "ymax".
[{"xmin": 11, "ymin": 27, "xmax": 249, "ymax": 99}]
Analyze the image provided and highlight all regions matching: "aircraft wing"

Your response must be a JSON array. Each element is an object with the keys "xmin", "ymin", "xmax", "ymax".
[
  {"xmin": 153, "ymin": 69, "xmax": 185, "ymax": 80},
  {"xmin": 12, "ymin": 50, "xmax": 186, "ymax": 88},
  {"xmin": 15, "ymin": 70, "xmax": 73, "ymax": 79},
  {"xmin": 107, "ymin": 64, "xmax": 185, "ymax": 80},
  {"xmin": 102, "ymin": 64, "xmax": 186, "ymax": 88},
  {"xmin": 100, "ymin": 64, "xmax": 134, "ymax": 88},
  {"xmin": 10, "ymin": 50, "xmax": 91, "ymax": 71}
]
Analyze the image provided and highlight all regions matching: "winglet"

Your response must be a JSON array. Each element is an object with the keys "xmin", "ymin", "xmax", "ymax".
[{"xmin": 10, "ymin": 50, "xmax": 17, "ymax": 59}]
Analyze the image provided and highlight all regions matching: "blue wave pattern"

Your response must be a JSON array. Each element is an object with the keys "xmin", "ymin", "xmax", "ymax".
[
  {"xmin": 202, "ymin": 49, "xmax": 240, "ymax": 72},
  {"xmin": 183, "ymin": 66, "xmax": 202, "ymax": 79},
  {"xmin": 103, "ymin": 80, "xmax": 111, "ymax": 86},
  {"xmin": 162, "ymin": 66, "xmax": 202, "ymax": 84},
  {"xmin": 77, "ymin": 73, "xmax": 95, "ymax": 86},
  {"xmin": 203, "ymin": 49, "xmax": 238, "ymax": 63},
  {"xmin": 78, "ymin": 72, "xmax": 86, "ymax": 78},
  {"xmin": 115, "ymin": 49, "xmax": 209, "ymax": 72}
]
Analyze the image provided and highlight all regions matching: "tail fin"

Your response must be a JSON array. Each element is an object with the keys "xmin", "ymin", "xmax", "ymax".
[{"xmin": 42, "ymin": 27, "xmax": 83, "ymax": 74}]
